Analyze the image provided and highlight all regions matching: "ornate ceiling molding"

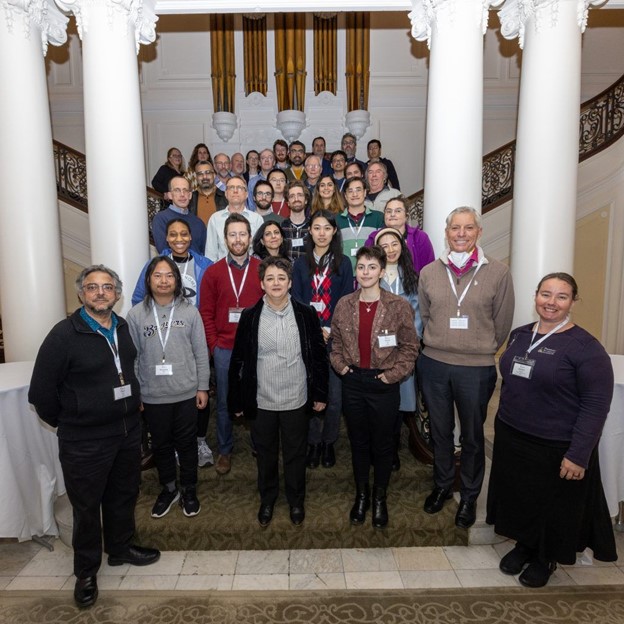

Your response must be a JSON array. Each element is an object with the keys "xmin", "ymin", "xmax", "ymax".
[
  {"xmin": 54, "ymin": 0, "xmax": 157, "ymax": 53},
  {"xmin": 2, "ymin": 0, "xmax": 68, "ymax": 55}
]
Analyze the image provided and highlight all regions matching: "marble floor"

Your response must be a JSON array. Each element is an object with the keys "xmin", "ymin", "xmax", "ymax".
[{"xmin": 1, "ymin": 532, "xmax": 624, "ymax": 593}]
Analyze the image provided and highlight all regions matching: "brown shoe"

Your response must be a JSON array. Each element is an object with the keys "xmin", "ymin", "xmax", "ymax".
[{"xmin": 215, "ymin": 454, "xmax": 232, "ymax": 475}]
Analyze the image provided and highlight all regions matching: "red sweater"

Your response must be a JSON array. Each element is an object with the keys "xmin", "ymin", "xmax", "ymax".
[{"xmin": 199, "ymin": 256, "xmax": 263, "ymax": 352}]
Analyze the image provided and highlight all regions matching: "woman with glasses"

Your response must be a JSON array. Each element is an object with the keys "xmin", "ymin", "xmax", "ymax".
[
  {"xmin": 292, "ymin": 209, "xmax": 353, "ymax": 469},
  {"xmin": 311, "ymin": 175, "xmax": 345, "ymax": 216},
  {"xmin": 252, "ymin": 221, "xmax": 291, "ymax": 260},
  {"xmin": 267, "ymin": 168, "xmax": 290, "ymax": 219},
  {"xmin": 365, "ymin": 196, "xmax": 435, "ymax": 273},
  {"xmin": 243, "ymin": 150, "xmax": 259, "ymax": 183},
  {"xmin": 151, "ymin": 147, "xmax": 186, "ymax": 194}
]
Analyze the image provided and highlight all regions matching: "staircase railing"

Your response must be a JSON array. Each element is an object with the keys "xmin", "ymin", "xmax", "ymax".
[{"xmin": 405, "ymin": 71, "xmax": 624, "ymax": 228}]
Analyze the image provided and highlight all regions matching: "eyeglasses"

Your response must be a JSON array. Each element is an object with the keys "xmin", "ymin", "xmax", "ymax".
[
  {"xmin": 332, "ymin": 158, "xmax": 345, "ymax": 164},
  {"xmin": 346, "ymin": 188, "xmax": 364, "ymax": 195},
  {"xmin": 171, "ymin": 188, "xmax": 191, "ymax": 195},
  {"xmin": 196, "ymin": 170, "xmax": 214, "ymax": 177},
  {"xmin": 214, "ymin": 160, "xmax": 229, "ymax": 166},
  {"xmin": 268, "ymin": 178, "xmax": 285, "ymax": 184},
  {"xmin": 384, "ymin": 208, "xmax": 405, "ymax": 215},
  {"xmin": 83, "ymin": 283, "xmax": 115, "ymax": 293},
  {"xmin": 290, "ymin": 148, "xmax": 305, "ymax": 155},
  {"xmin": 255, "ymin": 191, "xmax": 273, "ymax": 198},
  {"xmin": 227, "ymin": 185, "xmax": 247, "ymax": 192}
]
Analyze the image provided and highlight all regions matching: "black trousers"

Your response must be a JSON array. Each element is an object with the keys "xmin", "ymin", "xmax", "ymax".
[
  {"xmin": 341, "ymin": 368, "xmax": 400, "ymax": 489},
  {"xmin": 251, "ymin": 406, "xmax": 309, "ymax": 507},
  {"xmin": 143, "ymin": 397, "xmax": 198, "ymax": 488},
  {"xmin": 59, "ymin": 423, "xmax": 141, "ymax": 579}
]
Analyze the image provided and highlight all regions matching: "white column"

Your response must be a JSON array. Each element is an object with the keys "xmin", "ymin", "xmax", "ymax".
[
  {"xmin": 0, "ymin": 0, "xmax": 68, "ymax": 361},
  {"xmin": 500, "ymin": 0, "xmax": 601, "ymax": 325},
  {"xmin": 410, "ymin": 0, "xmax": 503, "ymax": 255},
  {"xmin": 56, "ymin": 0, "xmax": 157, "ymax": 314}
]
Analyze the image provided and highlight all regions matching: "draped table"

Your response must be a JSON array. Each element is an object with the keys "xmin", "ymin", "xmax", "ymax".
[{"xmin": 0, "ymin": 361, "xmax": 65, "ymax": 541}]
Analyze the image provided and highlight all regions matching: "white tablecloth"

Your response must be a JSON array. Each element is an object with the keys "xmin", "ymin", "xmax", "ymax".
[
  {"xmin": 0, "ymin": 361, "xmax": 66, "ymax": 540},
  {"xmin": 599, "ymin": 354, "xmax": 624, "ymax": 517}
]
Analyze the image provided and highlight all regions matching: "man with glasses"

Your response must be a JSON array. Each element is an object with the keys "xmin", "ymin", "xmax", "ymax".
[
  {"xmin": 205, "ymin": 175, "xmax": 263, "ymax": 261},
  {"xmin": 254, "ymin": 181, "xmax": 283, "ymax": 224},
  {"xmin": 152, "ymin": 176, "xmax": 207, "ymax": 254},
  {"xmin": 281, "ymin": 181, "xmax": 311, "ymax": 260},
  {"xmin": 331, "ymin": 150, "xmax": 348, "ymax": 192},
  {"xmin": 188, "ymin": 161, "xmax": 227, "ymax": 225},
  {"xmin": 213, "ymin": 153, "xmax": 232, "ymax": 191},
  {"xmin": 247, "ymin": 149, "xmax": 276, "ymax": 211},
  {"xmin": 303, "ymin": 155, "xmax": 323, "ymax": 195},
  {"xmin": 29, "ymin": 265, "xmax": 161, "ymax": 608},
  {"xmin": 200, "ymin": 214, "xmax": 264, "ymax": 476},
  {"xmin": 286, "ymin": 141, "xmax": 307, "ymax": 182},
  {"xmin": 341, "ymin": 132, "xmax": 366, "ymax": 172},
  {"xmin": 336, "ymin": 177, "xmax": 384, "ymax": 269}
]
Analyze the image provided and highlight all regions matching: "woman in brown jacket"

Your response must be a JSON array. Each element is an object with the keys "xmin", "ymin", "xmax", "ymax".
[{"xmin": 330, "ymin": 246, "xmax": 419, "ymax": 528}]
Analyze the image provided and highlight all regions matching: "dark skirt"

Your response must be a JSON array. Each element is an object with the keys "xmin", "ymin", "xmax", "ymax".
[{"xmin": 486, "ymin": 418, "xmax": 617, "ymax": 565}]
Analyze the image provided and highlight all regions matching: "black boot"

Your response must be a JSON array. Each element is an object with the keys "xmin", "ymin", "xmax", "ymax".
[
  {"xmin": 372, "ymin": 485, "xmax": 388, "ymax": 529},
  {"xmin": 349, "ymin": 483, "xmax": 370, "ymax": 525},
  {"xmin": 306, "ymin": 444, "xmax": 321, "ymax": 468},
  {"xmin": 391, "ymin": 433, "xmax": 401, "ymax": 472}
]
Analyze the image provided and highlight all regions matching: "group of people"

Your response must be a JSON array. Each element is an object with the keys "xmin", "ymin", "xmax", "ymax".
[{"xmin": 28, "ymin": 137, "xmax": 617, "ymax": 608}]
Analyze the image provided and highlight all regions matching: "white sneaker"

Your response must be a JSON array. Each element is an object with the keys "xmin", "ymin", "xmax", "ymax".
[{"xmin": 198, "ymin": 439, "xmax": 214, "ymax": 467}]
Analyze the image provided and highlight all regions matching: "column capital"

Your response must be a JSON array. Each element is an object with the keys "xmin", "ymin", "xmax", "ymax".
[
  {"xmin": 2, "ymin": 0, "xmax": 68, "ymax": 54},
  {"xmin": 54, "ymin": 0, "xmax": 157, "ymax": 52},
  {"xmin": 409, "ymin": 0, "xmax": 505, "ymax": 48},
  {"xmin": 499, "ymin": 0, "xmax": 603, "ymax": 48}
]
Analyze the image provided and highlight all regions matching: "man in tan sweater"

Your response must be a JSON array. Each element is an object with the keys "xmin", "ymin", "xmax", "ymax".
[{"xmin": 417, "ymin": 207, "xmax": 514, "ymax": 530}]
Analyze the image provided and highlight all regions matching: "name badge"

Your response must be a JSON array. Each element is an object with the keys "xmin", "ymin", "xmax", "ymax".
[
  {"xmin": 292, "ymin": 238, "xmax": 304, "ymax": 248},
  {"xmin": 351, "ymin": 247, "xmax": 359, "ymax": 257},
  {"xmin": 310, "ymin": 301, "xmax": 326, "ymax": 313},
  {"xmin": 449, "ymin": 316, "xmax": 469, "ymax": 330},
  {"xmin": 378, "ymin": 334, "xmax": 397, "ymax": 348},
  {"xmin": 229, "ymin": 307, "xmax": 244, "ymax": 323},
  {"xmin": 511, "ymin": 356, "xmax": 535, "ymax": 379},
  {"xmin": 155, "ymin": 364, "xmax": 173, "ymax": 376},
  {"xmin": 114, "ymin": 384, "xmax": 132, "ymax": 401}
]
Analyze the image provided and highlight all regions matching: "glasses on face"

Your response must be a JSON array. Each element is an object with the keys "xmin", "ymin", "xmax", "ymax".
[
  {"xmin": 227, "ymin": 185, "xmax": 247, "ymax": 193},
  {"xmin": 332, "ymin": 158, "xmax": 345, "ymax": 165},
  {"xmin": 83, "ymin": 283, "xmax": 115, "ymax": 293},
  {"xmin": 255, "ymin": 191, "xmax": 273, "ymax": 198},
  {"xmin": 268, "ymin": 178, "xmax": 285, "ymax": 185},
  {"xmin": 306, "ymin": 163, "xmax": 321, "ymax": 169},
  {"xmin": 171, "ymin": 188, "xmax": 191, "ymax": 195},
  {"xmin": 170, "ymin": 154, "xmax": 182, "ymax": 159},
  {"xmin": 342, "ymin": 141, "xmax": 355, "ymax": 147},
  {"xmin": 196, "ymin": 170, "xmax": 214, "ymax": 177},
  {"xmin": 290, "ymin": 149, "xmax": 305, "ymax": 155},
  {"xmin": 384, "ymin": 208, "xmax": 405, "ymax": 216},
  {"xmin": 214, "ymin": 160, "xmax": 229, "ymax": 167},
  {"xmin": 346, "ymin": 187, "xmax": 364, "ymax": 195}
]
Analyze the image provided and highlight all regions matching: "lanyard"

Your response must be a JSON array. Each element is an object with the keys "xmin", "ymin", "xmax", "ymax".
[
  {"xmin": 312, "ymin": 259, "xmax": 331, "ymax": 294},
  {"xmin": 275, "ymin": 199, "xmax": 285, "ymax": 216},
  {"xmin": 227, "ymin": 261, "xmax": 250, "ymax": 307},
  {"xmin": 445, "ymin": 259, "xmax": 484, "ymax": 316},
  {"xmin": 290, "ymin": 221, "xmax": 307, "ymax": 237},
  {"xmin": 170, "ymin": 253, "xmax": 190, "ymax": 280},
  {"xmin": 97, "ymin": 328, "xmax": 125, "ymax": 384},
  {"xmin": 347, "ymin": 214, "xmax": 365, "ymax": 242},
  {"xmin": 152, "ymin": 302, "xmax": 175, "ymax": 363},
  {"xmin": 526, "ymin": 317, "xmax": 569, "ymax": 355}
]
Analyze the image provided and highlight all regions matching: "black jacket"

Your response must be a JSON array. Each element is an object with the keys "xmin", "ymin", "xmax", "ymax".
[
  {"xmin": 228, "ymin": 298, "xmax": 329, "ymax": 420},
  {"xmin": 29, "ymin": 310, "xmax": 141, "ymax": 440},
  {"xmin": 188, "ymin": 188, "xmax": 227, "ymax": 216}
]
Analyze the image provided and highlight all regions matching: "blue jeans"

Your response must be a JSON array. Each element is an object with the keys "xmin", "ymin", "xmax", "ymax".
[{"xmin": 214, "ymin": 346, "xmax": 234, "ymax": 455}]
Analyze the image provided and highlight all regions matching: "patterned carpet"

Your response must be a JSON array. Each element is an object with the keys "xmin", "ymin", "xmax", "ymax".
[
  {"xmin": 2, "ymin": 587, "xmax": 624, "ymax": 624},
  {"xmin": 135, "ymin": 419, "xmax": 467, "ymax": 551}
]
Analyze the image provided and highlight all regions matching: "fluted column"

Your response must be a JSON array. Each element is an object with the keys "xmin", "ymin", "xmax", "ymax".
[
  {"xmin": 410, "ymin": 0, "xmax": 503, "ymax": 255},
  {"xmin": 0, "ymin": 0, "xmax": 67, "ymax": 361},
  {"xmin": 501, "ymin": 0, "xmax": 601, "ymax": 325},
  {"xmin": 56, "ymin": 0, "xmax": 157, "ymax": 313}
]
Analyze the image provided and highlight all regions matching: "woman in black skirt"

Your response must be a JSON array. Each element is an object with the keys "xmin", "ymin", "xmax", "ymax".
[{"xmin": 486, "ymin": 272, "xmax": 617, "ymax": 587}]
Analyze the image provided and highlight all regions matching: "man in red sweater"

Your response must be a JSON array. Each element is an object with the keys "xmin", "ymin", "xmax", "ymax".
[{"xmin": 199, "ymin": 214, "xmax": 263, "ymax": 475}]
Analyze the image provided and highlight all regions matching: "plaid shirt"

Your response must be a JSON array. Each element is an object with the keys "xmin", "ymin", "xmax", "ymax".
[{"xmin": 281, "ymin": 216, "xmax": 310, "ymax": 260}]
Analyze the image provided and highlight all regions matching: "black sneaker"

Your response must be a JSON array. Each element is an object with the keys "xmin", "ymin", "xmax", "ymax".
[
  {"xmin": 180, "ymin": 486, "xmax": 201, "ymax": 517},
  {"xmin": 151, "ymin": 487, "xmax": 179, "ymax": 518}
]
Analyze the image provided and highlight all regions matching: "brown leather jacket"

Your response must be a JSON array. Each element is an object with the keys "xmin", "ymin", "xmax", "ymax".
[{"xmin": 330, "ymin": 289, "xmax": 419, "ymax": 384}]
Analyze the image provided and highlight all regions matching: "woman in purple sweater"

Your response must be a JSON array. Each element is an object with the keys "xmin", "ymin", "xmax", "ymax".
[{"xmin": 487, "ymin": 273, "xmax": 616, "ymax": 588}]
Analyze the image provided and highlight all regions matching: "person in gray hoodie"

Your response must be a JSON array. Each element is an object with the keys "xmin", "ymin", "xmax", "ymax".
[{"xmin": 127, "ymin": 256, "xmax": 210, "ymax": 520}]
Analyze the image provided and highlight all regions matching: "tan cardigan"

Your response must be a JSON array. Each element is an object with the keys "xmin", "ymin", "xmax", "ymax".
[{"xmin": 330, "ymin": 289, "xmax": 419, "ymax": 384}]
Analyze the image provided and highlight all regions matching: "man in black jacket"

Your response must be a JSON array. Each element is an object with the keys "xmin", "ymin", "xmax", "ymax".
[
  {"xmin": 188, "ymin": 160, "xmax": 227, "ymax": 225},
  {"xmin": 29, "ymin": 265, "xmax": 160, "ymax": 609}
]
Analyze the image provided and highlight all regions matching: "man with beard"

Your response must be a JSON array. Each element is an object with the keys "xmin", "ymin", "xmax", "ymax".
[
  {"xmin": 29, "ymin": 265, "xmax": 160, "ymax": 608},
  {"xmin": 213, "ymin": 153, "xmax": 232, "ymax": 191},
  {"xmin": 248, "ymin": 149, "xmax": 276, "ymax": 211},
  {"xmin": 341, "ymin": 132, "xmax": 367, "ymax": 172},
  {"xmin": 281, "ymin": 181, "xmax": 311, "ymax": 260},
  {"xmin": 200, "ymin": 214, "xmax": 264, "ymax": 475},
  {"xmin": 188, "ymin": 161, "xmax": 227, "ymax": 225},
  {"xmin": 303, "ymin": 155, "xmax": 323, "ymax": 195},
  {"xmin": 205, "ymin": 175, "xmax": 264, "ymax": 261},
  {"xmin": 231, "ymin": 153, "xmax": 245, "ymax": 177},
  {"xmin": 254, "ymin": 181, "xmax": 283, "ymax": 224},
  {"xmin": 286, "ymin": 141, "xmax": 307, "ymax": 183},
  {"xmin": 273, "ymin": 139, "xmax": 290, "ymax": 170}
]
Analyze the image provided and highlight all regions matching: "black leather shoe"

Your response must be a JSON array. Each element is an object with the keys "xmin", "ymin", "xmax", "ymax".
[
  {"xmin": 321, "ymin": 442, "xmax": 336, "ymax": 468},
  {"xmin": 306, "ymin": 444, "xmax": 321, "ymax": 468},
  {"xmin": 455, "ymin": 499, "xmax": 476, "ymax": 529},
  {"xmin": 74, "ymin": 576, "xmax": 98, "ymax": 608},
  {"xmin": 108, "ymin": 545, "xmax": 161, "ymax": 567},
  {"xmin": 423, "ymin": 487, "xmax": 452, "ymax": 514},
  {"xmin": 257, "ymin": 503, "xmax": 274, "ymax": 527},
  {"xmin": 290, "ymin": 505, "xmax": 305, "ymax": 526},
  {"xmin": 371, "ymin": 485, "xmax": 388, "ymax": 529},
  {"xmin": 349, "ymin": 483, "xmax": 370, "ymax": 525},
  {"xmin": 519, "ymin": 560, "xmax": 556, "ymax": 588},
  {"xmin": 499, "ymin": 543, "xmax": 535, "ymax": 575}
]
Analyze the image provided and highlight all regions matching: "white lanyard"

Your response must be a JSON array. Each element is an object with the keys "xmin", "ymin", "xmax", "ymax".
[
  {"xmin": 170, "ymin": 253, "xmax": 190, "ymax": 280},
  {"xmin": 227, "ymin": 260, "xmax": 250, "ymax": 307},
  {"xmin": 445, "ymin": 259, "xmax": 484, "ymax": 316},
  {"xmin": 347, "ymin": 214, "xmax": 365, "ymax": 242},
  {"xmin": 98, "ymin": 328, "xmax": 125, "ymax": 384},
  {"xmin": 275, "ymin": 199, "xmax": 285, "ymax": 216},
  {"xmin": 526, "ymin": 317, "xmax": 569, "ymax": 355},
  {"xmin": 312, "ymin": 260, "xmax": 331, "ymax": 294},
  {"xmin": 152, "ymin": 302, "xmax": 175, "ymax": 363},
  {"xmin": 387, "ymin": 276, "xmax": 400, "ymax": 295}
]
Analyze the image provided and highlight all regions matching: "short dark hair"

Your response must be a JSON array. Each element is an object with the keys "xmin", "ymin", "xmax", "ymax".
[
  {"xmin": 224, "ymin": 213, "xmax": 251, "ymax": 237},
  {"xmin": 331, "ymin": 150, "xmax": 347, "ymax": 163},
  {"xmin": 258, "ymin": 255, "xmax": 293, "ymax": 281},
  {"xmin": 356, "ymin": 245, "xmax": 387, "ymax": 270},
  {"xmin": 273, "ymin": 139, "xmax": 288, "ymax": 151},
  {"xmin": 194, "ymin": 160, "xmax": 214, "ymax": 172},
  {"xmin": 313, "ymin": 136, "xmax": 326, "ymax": 147},
  {"xmin": 367, "ymin": 139, "xmax": 381, "ymax": 149},
  {"xmin": 345, "ymin": 161, "xmax": 365, "ymax": 177},
  {"xmin": 254, "ymin": 180, "xmax": 274, "ymax": 198},
  {"xmin": 287, "ymin": 180, "xmax": 310, "ymax": 204},
  {"xmin": 165, "ymin": 218, "xmax": 191, "ymax": 236},
  {"xmin": 289, "ymin": 140, "xmax": 306, "ymax": 152},
  {"xmin": 343, "ymin": 176, "xmax": 367, "ymax": 195},
  {"xmin": 267, "ymin": 168, "xmax": 287, "ymax": 182},
  {"xmin": 536, "ymin": 273, "xmax": 579, "ymax": 301},
  {"xmin": 144, "ymin": 255, "xmax": 183, "ymax": 304}
]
